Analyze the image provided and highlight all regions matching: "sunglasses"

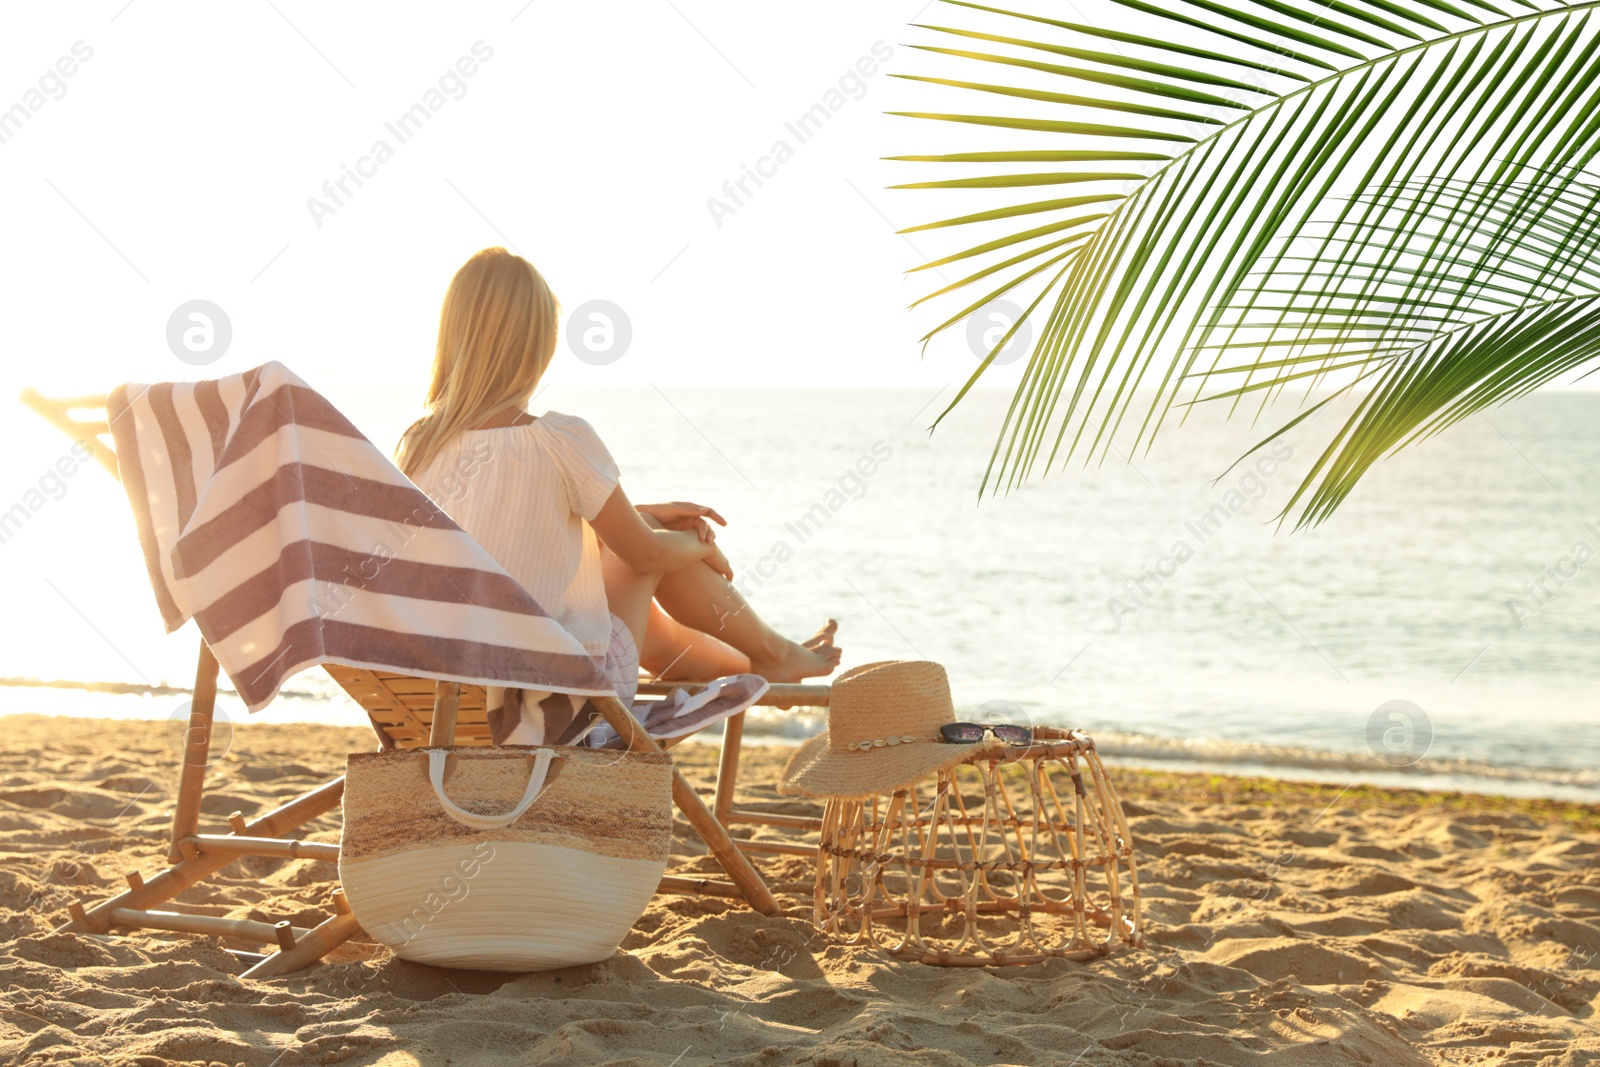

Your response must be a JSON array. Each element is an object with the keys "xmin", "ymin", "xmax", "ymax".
[{"xmin": 938, "ymin": 722, "xmax": 1032, "ymax": 745}]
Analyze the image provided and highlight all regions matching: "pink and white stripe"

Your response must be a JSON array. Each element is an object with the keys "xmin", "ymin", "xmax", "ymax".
[{"xmin": 108, "ymin": 362, "xmax": 613, "ymax": 712}]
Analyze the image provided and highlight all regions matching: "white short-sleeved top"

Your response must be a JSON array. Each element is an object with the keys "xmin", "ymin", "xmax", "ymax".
[{"xmin": 409, "ymin": 412, "xmax": 620, "ymax": 658}]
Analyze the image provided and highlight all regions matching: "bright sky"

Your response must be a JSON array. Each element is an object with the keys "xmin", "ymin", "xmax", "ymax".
[
  {"xmin": 0, "ymin": 0, "xmax": 1025, "ymax": 406},
  {"xmin": 4, "ymin": 2, "xmax": 1595, "ymax": 409}
]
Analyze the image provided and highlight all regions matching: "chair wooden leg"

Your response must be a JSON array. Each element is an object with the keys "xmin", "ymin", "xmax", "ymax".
[
  {"xmin": 108, "ymin": 908, "xmax": 312, "ymax": 945},
  {"xmin": 60, "ymin": 777, "xmax": 346, "ymax": 935},
  {"xmin": 657, "ymin": 875, "xmax": 745, "ymax": 899},
  {"xmin": 168, "ymin": 641, "xmax": 221, "ymax": 863},
  {"xmin": 668, "ymin": 770, "xmax": 778, "ymax": 915},
  {"xmin": 428, "ymin": 681, "xmax": 460, "ymax": 746},
  {"xmin": 592, "ymin": 696, "xmax": 778, "ymax": 916},
  {"xmin": 240, "ymin": 890, "xmax": 360, "ymax": 979},
  {"xmin": 714, "ymin": 711, "xmax": 745, "ymax": 827}
]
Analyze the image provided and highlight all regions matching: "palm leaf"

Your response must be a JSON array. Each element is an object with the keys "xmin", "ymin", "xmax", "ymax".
[
  {"xmin": 892, "ymin": 0, "xmax": 1600, "ymax": 520},
  {"xmin": 1190, "ymin": 168, "xmax": 1600, "ymax": 525}
]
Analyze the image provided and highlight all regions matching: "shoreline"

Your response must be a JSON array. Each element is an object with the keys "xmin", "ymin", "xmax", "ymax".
[
  {"xmin": 3, "ymin": 704, "xmax": 1596, "ymax": 805},
  {"xmin": 8, "ymin": 711, "xmax": 1595, "ymax": 826}
]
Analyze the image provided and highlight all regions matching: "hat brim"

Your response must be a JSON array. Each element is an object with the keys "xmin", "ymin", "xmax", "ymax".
[{"xmin": 779, "ymin": 729, "xmax": 1002, "ymax": 799}]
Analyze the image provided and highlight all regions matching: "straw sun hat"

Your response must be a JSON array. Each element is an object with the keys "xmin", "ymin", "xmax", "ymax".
[{"xmin": 780, "ymin": 660, "xmax": 1002, "ymax": 799}]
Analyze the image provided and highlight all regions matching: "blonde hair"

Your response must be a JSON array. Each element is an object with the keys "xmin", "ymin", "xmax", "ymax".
[{"xmin": 396, "ymin": 247, "xmax": 560, "ymax": 478}]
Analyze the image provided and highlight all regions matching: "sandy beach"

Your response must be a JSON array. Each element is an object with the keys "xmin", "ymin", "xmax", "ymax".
[{"xmin": 1, "ymin": 713, "xmax": 1597, "ymax": 1066}]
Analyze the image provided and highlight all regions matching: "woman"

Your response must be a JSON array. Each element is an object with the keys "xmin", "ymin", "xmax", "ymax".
[{"xmin": 396, "ymin": 247, "xmax": 840, "ymax": 710}]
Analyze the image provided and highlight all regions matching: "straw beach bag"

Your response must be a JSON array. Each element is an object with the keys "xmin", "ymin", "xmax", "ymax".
[{"xmin": 340, "ymin": 745, "xmax": 673, "ymax": 971}]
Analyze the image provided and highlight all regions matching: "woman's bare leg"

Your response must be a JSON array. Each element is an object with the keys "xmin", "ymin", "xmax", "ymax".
[
  {"xmin": 641, "ymin": 601, "xmax": 750, "ymax": 680},
  {"xmin": 652, "ymin": 560, "xmax": 840, "ymax": 681},
  {"xmin": 599, "ymin": 546, "xmax": 661, "ymax": 657},
  {"xmin": 602, "ymin": 514, "xmax": 840, "ymax": 682},
  {"xmin": 601, "ymin": 548, "xmax": 758, "ymax": 680}
]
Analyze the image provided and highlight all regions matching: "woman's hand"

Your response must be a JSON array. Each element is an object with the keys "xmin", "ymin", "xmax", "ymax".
[
  {"xmin": 636, "ymin": 501, "xmax": 726, "ymax": 544},
  {"xmin": 703, "ymin": 541, "xmax": 734, "ymax": 581},
  {"xmin": 596, "ymin": 486, "xmax": 715, "ymax": 576}
]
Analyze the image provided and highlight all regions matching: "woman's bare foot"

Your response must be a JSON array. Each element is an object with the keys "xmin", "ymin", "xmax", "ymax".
[
  {"xmin": 803, "ymin": 618, "xmax": 838, "ymax": 654},
  {"xmin": 751, "ymin": 619, "xmax": 841, "ymax": 682}
]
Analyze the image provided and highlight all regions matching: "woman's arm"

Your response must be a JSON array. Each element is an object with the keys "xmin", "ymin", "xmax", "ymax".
[
  {"xmin": 593, "ymin": 484, "xmax": 728, "ymax": 578},
  {"xmin": 634, "ymin": 501, "xmax": 726, "ymax": 543}
]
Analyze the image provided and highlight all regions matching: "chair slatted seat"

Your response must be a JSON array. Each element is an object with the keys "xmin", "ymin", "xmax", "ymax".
[{"xmin": 324, "ymin": 666, "xmax": 495, "ymax": 747}]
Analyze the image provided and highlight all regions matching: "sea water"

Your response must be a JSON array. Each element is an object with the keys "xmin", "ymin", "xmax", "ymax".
[{"xmin": 3, "ymin": 384, "xmax": 1595, "ymax": 800}]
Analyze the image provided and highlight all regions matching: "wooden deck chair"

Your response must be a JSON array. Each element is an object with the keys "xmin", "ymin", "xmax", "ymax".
[{"xmin": 21, "ymin": 387, "xmax": 827, "ymax": 976}]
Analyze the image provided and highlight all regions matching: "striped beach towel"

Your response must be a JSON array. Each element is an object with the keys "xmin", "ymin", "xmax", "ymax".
[{"xmin": 108, "ymin": 361, "xmax": 613, "ymax": 712}]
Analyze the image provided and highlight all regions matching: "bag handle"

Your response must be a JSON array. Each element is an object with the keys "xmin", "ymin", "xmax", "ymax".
[{"xmin": 427, "ymin": 748, "xmax": 557, "ymax": 830}]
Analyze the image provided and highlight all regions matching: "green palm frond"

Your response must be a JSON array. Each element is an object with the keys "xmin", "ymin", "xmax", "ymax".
[
  {"xmin": 893, "ymin": 0, "xmax": 1600, "ymax": 521},
  {"xmin": 1190, "ymin": 168, "xmax": 1600, "ymax": 525}
]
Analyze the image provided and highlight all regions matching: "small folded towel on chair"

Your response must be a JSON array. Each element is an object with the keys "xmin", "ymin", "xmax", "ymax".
[
  {"xmin": 493, "ymin": 613, "xmax": 770, "ymax": 747},
  {"xmin": 588, "ymin": 674, "xmax": 772, "ymax": 748},
  {"xmin": 108, "ymin": 361, "xmax": 614, "ymax": 712}
]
